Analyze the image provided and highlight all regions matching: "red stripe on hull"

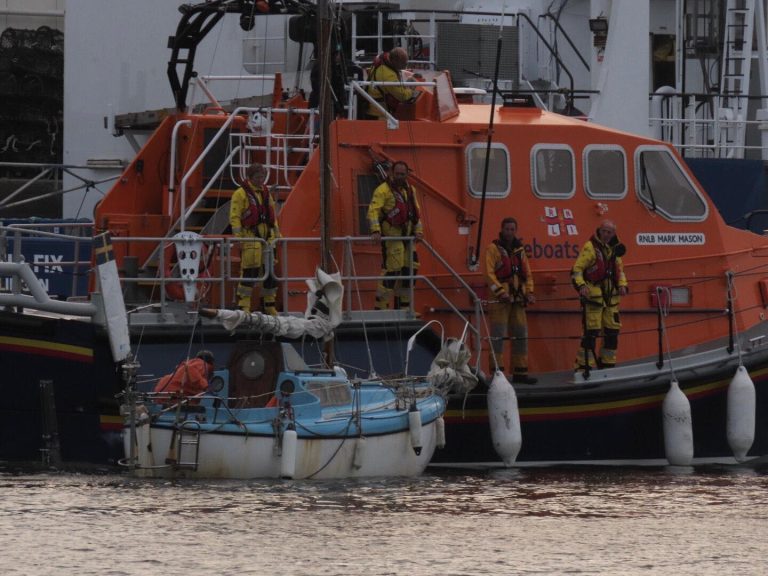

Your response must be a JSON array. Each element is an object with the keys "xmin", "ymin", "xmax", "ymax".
[
  {"xmin": 0, "ymin": 343, "xmax": 94, "ymax": 363},
  {"xmin": 446, "ymin": 378, "xmax": 732, "ymax": 425}
]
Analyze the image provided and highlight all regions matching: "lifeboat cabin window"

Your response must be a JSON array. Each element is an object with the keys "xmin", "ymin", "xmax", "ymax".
[
  {"xmin": 635, "ymin": 146, "xmax": 708, "ymax": 221},
  {"xmin": 532, "ymin": 145, "xmax": 575, "ymax": 198},
  {"xmin": 466, "ymin": 142, "xmax": 510, "ymax": 198},
  {"xmin": 584, "ymin": 146, "xmax": 627, "ymax": 198}
]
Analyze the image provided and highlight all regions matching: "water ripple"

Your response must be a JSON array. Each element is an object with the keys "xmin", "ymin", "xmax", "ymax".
[{"xmin": 2, "ymin": 466, "xmax": 768, "ymax": 575}]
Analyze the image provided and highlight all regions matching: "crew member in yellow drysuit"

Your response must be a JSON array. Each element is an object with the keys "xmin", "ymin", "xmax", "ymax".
[
  {"xmin": 484, "ymin": 217, "xmax": 536, "ymax": 384},
  {"xmin": 571, "ymin": 219, "xmax": 628, "ymax": 370},
  {"xmin": 366, "ymin": 47, "xmax": 417, "ymax": 119},
  {"xmin": 229, "ymin": 162, "xmax": 280, "ymax": 314},
  {"xmin": 368, "ymin": 160, "xmax": 423, "ymax": 311}
]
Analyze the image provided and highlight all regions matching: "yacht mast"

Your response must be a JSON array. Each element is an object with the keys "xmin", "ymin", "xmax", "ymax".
[
  {"xmin": 317, "ymin": 0, "xmax": 332, "ymax": 271},
  {"xmin": 317, "ymin": 0, "xmax": 335, "ymax": 365}
]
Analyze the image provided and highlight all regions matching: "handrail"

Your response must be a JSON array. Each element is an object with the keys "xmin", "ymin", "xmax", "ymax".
[
  {"xmin": 0, "ymin": 261, "xmax": 97, "ymax": 316},
  {"xmin": 271, "ymin": 235, "xmax": 483, "ymax": 358},
  {"xmin": 229, "ymin": 107, "xmax": 318, "ymax": 188},
  {"xmin": 3, "ymin": 229, "xmax": 758, "ymax": 377},
  {"xmin": 515, "ymin": 12, "xmax": 575, "ymax": 112},
  {"xmin": 178, "ymin": 106, "xmax": 253, "ymax": 232},
  {"xmin": 169, "ymin": 119, "xmax": 192, "ymax": 197},
  {"xmin": 348, "ymin": 80, "xmax": 436, "ymax": 129},
  {"xmin": 0, "ymin": 225, "xmax": 94, "ymax": 300},
  {"xmin": 543, "ymin": 12, "xmax": 590, "ymax": 73}
]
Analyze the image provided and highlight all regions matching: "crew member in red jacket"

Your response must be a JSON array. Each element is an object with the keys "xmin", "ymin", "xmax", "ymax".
[{"xmin": 153, "ymin": 350, "xmax": 215, "ymax": 402}]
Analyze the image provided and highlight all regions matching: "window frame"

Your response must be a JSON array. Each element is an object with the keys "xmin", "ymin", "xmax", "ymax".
[
  {"xmin": 634, "ymin": 145, "xmax": 709, "ymax": 222},
  {"xmin": 465, "ymin": 142, "xmax": 511, "ymax": 199},
  {"xmin": 531, "ymin": 143, "xmax": 576, "ymax": 199},
  {"xmin": 583, "ymin": 144, "xmax": 628, "ymax": 199}
]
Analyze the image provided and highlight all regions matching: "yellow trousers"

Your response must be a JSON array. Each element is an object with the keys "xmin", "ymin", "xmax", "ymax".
[
  {"xmin": 488, "ymin": 301, "xmax": 529, "ymax": 375},
  {"xmin": 575, "ymin": 299, "xmax": 621, "ymax": 369}
]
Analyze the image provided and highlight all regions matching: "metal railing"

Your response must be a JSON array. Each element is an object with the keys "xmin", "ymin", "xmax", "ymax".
[
  {"xmin": 648, "ymin": 91, "xmax": 768, "ymax": 160},
  {"xmin": 0, "ymin": 227, "xmax": 482, "ymax": 355},
  {"xmin": 348, "ymin": 79, "xmax": 436, "ymax": 129},
  {"xmin": 0, "ymin": 223, "xmax": 93, "ymax": 300},
  {"xmin": 168, "ymin": 105, "xmax": 318, "ymax": 236}
]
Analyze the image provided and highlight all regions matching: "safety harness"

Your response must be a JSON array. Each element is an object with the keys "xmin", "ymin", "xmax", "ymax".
[
  {"xmin": 241, "ymin": 184, "xmax": 275, "ymax": 231},
  {"xmin": 384, "ymin": 183, "xmax": 420, "ymax": 228},
  {"xmin": 583, "ymin": 235, "xmax": 623, "ymax": 306},
  {"xmin": 583, "ymin": 236, "xmax": 620, "ymax": 284},
  {"xmin": 492, "ymin": 238, "xmax": 527, "ymax": 302}
]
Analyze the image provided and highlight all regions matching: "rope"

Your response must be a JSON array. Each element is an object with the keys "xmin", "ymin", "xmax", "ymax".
[
  {"xmin": 727, "ymin": 270, "xmax": 745, "ymax": 365},
  {"xmin": 347, "ymin": 242, "xmax": 377, "ymax": 376},
  {"xmin": 656, "ymin": 286, "xmax": 677, "ymax": 381}
]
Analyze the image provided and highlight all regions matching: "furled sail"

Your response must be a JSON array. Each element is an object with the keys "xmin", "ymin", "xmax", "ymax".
[
  {"xmin": 203, "ymin": 268, "xmax": 343, "ymax": 341},
  {"xmin": 427, "ymin": 337, "xmax": 478, "ymax": 395}
]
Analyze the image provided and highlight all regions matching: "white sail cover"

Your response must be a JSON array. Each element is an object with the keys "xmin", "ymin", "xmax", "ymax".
[
  {"xmin": 427, "ymin": 337, "xmax": 478, "ymax": 395},
  {"xmin": 212, "ymin": 268, "xmax": 343, "ymax": 341}
]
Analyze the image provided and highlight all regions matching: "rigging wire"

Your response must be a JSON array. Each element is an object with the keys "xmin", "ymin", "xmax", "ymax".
[
  {"xmin": 347, "ymin": 239, "xmax": 377, "ymax": 377},
  {"xmin": 726, "ymin": 270, "xmax": 744, "ymax": 363},
  {"xmin": 656, "ymin": 286, "xmax": 678, "ymax": 381},
  {"xmin": 470, "ymin": 5, "xmax": 506, "ymax": 270}
]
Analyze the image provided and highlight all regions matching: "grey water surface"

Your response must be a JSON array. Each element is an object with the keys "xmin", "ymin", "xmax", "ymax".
[{"xmin": 1, "ymin": 466, "xmax": 766, "ymax": 575}]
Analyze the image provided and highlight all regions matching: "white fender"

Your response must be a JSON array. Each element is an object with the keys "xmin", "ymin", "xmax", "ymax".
[
  {"xmin": 435, "ymin": 416, "xmax": 446, "ymax": 449},
  {"xmin": 727, "ymin": 365, "xmax": 756, "ymax": 462},
  {"xmin": 280, "ymin": 427, "xmax": 297, "ymax": 479},
  {"xmin": 487, "ymin": 371, "xmax": 522, "ymax": 466},
  {"xmin": 409, "ymin": 407, "xmax": 423, "ymax": 455},
  {"xmin": 352, "ymin": 437, "xmax": 366, "ymax": 470},
  {"xmin": 134, "ymin": 417, "xmax": 154, "ymax": 470},
  {"xmin": 662, "ymin": 380, "xmax": 693, "ymax": 466}
]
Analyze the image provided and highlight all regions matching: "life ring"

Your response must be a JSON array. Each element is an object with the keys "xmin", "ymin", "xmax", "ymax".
[{"xmin": 163, "ymin": 240, "xmax": 212, "ymax": 302}]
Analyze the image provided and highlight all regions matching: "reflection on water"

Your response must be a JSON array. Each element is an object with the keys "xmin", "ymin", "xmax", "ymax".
[{"xmin": 2, "ymin": 466, "xmax": 768, "ymax": 575}]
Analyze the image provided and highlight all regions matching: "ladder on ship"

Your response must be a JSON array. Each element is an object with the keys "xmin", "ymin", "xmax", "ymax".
[
  {"xmin": 172, "ymin": 420, "xmax": 201, "ymax": 471},
  {"xmin": 718, "ymin": 0, "xmax": 756, "ymax": 158},
  {"xmin": 140, "ymin": 106, "xmax": 317, "ymax": 278},
  {"xmin": 229, "ymin": 107, "xmax": 318, "ymax": 204}
]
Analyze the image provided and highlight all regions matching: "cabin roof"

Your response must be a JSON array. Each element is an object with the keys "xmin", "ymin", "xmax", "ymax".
[{"xmin": 444, "ymin": 104, "xmax": 658, "ymax": 145}]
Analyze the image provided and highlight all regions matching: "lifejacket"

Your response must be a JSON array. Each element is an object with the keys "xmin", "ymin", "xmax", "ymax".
[
  {"xmin": 583, "ymin": 236, "xmax": 620, "ymax": 284},
  {"xmin": 384, "ymin": 183, "xmax": 420, "ymax": 228},
  {"xmin": 493, "ymin": 239, "xmax": 526, "ymax": 283},
  {"xmin": 240, "ymin": 185, "xmax": 275, "ymax": 230},
  {"xmin": 368, "ymin": 52, "xmax": 402, "ymax": 113}
]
